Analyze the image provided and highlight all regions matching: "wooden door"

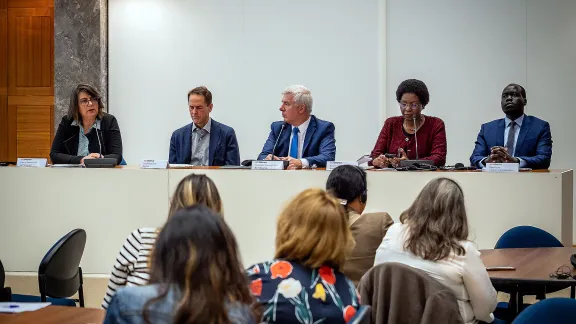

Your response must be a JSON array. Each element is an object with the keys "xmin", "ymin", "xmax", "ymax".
[{"xmin": 0, "ymin": 0, "xmax": 54, "ymax": 162}]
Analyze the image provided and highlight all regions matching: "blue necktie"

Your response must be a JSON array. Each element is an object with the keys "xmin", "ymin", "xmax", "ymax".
[{"xmin": 290, "ymin": 127, "xmax": 299, "ymax": 158}]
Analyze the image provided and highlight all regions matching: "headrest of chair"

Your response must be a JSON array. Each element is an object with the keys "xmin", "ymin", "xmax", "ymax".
[{"xmin": 39, "ymin": 229, "xmax": 87, "ymax": 278}]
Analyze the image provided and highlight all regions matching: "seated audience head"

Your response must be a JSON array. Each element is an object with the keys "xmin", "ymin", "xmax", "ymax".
[
  {"xmin": 145, "ymin": 205, "xmax": 259, "ymax": 323},
  {"xmin": 400, "ymin": 177, "xmax": 468, "ymax": 261},
  {"xmin": 188, "ymin": 86, "xmax": 213, "ymax": 128},
  {"xmin": 396, "ymin": 79, "xmax": 429, "ymax": 121},
  {"xmin": 168, "ymin": 174, "xmax": 223, "ymax": 218},
  {"xmin": 68, "ymin": 84, "xmax": 104, "ymax": 124},
  {"xmin": 275, "ymin": 188, "xmax": 353, "ymax": 270},
  {"xmin": 501, "ymin": 83, "xmax": 527, "ymax": 120},
  {"xmin": 280, "ymin": 85, "xmax": 313, "ymax": 126},
  {"xmin": 326, "ymin": 165, "xmax": 368, "ymax": 215}
]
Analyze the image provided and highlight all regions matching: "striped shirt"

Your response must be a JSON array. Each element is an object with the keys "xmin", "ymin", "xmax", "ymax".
[{"xmin": 102, "ymin": 228, "xmax": 158, "ymax": 309}]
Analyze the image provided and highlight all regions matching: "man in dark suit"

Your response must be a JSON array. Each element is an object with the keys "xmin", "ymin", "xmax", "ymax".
[
  {"xmin": 258, "ymin": 85, "xmax": 336, "ymax": 169},
  {"xmin": 169, "ymin": 86, "xmax": 240, "ymax": 166},
  {"xmin": 470, "ymin": 83, "xmax": 552, "ymax": 169}
]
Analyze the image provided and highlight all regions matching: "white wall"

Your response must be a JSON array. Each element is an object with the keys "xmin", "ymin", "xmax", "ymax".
[{"xmin": 109, "ymin": 0, "xmax": 385, "ymax": 163}]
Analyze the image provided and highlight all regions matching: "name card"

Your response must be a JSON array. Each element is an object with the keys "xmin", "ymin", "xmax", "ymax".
[
  {"xmin": 485, "ymin": 163, "xmax": 519, "ymax": 173},
  {"xmin": 251, "ymin": 160, "xmax": 284, "ymax": 170},
  {"xmin": 17, "ymin": 158, "xmax": 47, "ymax": 168},
  {"xmin": 139, "ymin": 159, "xmax": 168, "ymax": 169},
  {"xmin": 326, "ymin": 161, "xmax": 359, "ymax": 171}
]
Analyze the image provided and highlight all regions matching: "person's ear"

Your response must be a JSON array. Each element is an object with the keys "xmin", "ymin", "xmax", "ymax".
[
  {"xmin": 208, "ymin": 103, "xmax": 213, "ymax": 113},
  {"xmin": 523, "ymin": 98, "xmax": 527, "ymax": 106}
]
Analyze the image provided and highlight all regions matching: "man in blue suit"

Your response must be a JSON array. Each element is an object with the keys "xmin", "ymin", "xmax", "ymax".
[
  {"xmin": 169, "ymin": 86, "xmax": 240, "ymax": 166},
  {"xmin": 470, "ymin": 83, "xmax": 552, "ymax": 169},
  {"xmin": 258, "ymin": 85, "xmax": 336, "ymax": 169}
]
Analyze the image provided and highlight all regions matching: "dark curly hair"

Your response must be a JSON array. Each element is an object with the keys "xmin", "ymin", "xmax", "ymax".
[{"xmin": 396, "ymin": 79, "xmax": 430, "ymax": 107}]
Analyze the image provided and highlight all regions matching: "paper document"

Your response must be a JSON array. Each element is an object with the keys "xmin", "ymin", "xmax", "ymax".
[
  {"xmin": 356, "ymin": 155, "xmax": 372, "ymax": 165},
  {"xmin": 50, "ymin": 164, "xmax": 84, "ymax": 168},
  {"xmin": 0, "ymin": 302, "xmax": 51, "ymax": 313}
]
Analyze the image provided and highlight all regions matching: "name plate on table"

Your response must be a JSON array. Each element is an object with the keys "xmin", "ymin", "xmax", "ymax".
[
  {"xmin": 326, "ymin": 161, "xmax": 359, "ymax": 171},
  {"xmin": 140, "ymin": 159, "xmax": 168, "ymax": 169},
  {"xmin": 251, "ymin": 160, "xmax": 284, "ymax": 170},
  {"xmin": 485, "ymin": 163, "xmax": 519, "ymax": 173},
  {"xmin": 16, "ymin": 158, "xmax": 47, "ymax": 168}
]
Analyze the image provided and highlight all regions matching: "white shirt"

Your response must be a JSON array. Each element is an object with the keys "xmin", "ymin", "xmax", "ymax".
[
  {"xmin": 288, "ymin": 116, "xmax": 311, "ymax": 167},
  {"xmin": 374, "ymin": 223, "xmax": 497, "ymax": 324}
]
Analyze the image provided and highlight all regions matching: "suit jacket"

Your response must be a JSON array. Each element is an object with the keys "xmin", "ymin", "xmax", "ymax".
[
  {"xmin": 469, "ymin": 115, "xmax": 552, "ymax": 169},
  {"xmin": 50, "ymin": 113, "xmax": 123, "ymax": 164},
  {"xmin": 358, "ymin": 263, "xmax": 464, "ymax": 324},
  {"xmin": 257, "ymin": 115, "xmax": 336, "ymax": 167},
  {"xmin": 169, "ymin": 119, "xmax": 240, "ymax": 166},
  {"xmin": 343, "ymin": 211, "xmax": 394, "ymax": 286}
]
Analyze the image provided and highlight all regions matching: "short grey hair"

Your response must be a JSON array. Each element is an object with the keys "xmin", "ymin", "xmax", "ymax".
[{"xmin": 282, "ymin": 85, "xmax": 313, "ymax": 113}]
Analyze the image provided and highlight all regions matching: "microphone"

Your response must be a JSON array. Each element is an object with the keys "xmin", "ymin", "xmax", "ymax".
[
  {"xmin": 270, "ymin": 122, "xmax": 286, "ymax": 158},
  {"xmin": 96, "ymin": 128, "xmax": 103, "ymax": 158},
  {"xmin": 413, "ymin": 116, "xmax": 419, "ymax": 160},
  {"xmin": 454, "ymin": 162, "xmax": 465, "ymax": 169}
]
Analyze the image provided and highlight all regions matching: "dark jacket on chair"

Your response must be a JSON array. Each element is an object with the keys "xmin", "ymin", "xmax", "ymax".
[
  {"xmin": 358, "ymin": 263, "xmax": 463, "ymax": 324},
  {"xmin": 169, "ymin": 119, "xmax": 240, "ymax": 166},
  {"xmin": 50, "ymin": 113, "xmax": 123, "ymax": 165}
]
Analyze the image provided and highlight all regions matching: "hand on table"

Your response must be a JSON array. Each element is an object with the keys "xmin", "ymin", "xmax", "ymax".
[
  {"xmin": 488, "ymin": 147, "xmax": 519, "ymax": 163},
  {"xmin": 282, "ymin": 157, "xmax": 303, "ymax": 170},
  {"xmin": 264, "ymin": 154, "xmax": 281, "ymax": 161},
  {"xmin": 81, "ymin": 153, "xmax": 102, "ymax": 165}
]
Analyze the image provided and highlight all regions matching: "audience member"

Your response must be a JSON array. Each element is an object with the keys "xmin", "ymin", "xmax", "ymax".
[
  {"xmin": 247, "ymin": 189, "xmax": 359, "ymax": 323},
  {"xmin": 102, "ymin": 174, "xmax": 223, "ymax": 309},
  {"xmin": 326, "ymin": 165, "xmax": 394, "ymax": 285},
  {"xmin": 104, "ymin": 205, "xmax": 259, "ymax": 323},
  {"xmin": 374, "ymin": 178, "xmax": 501, "ymax": 324}
]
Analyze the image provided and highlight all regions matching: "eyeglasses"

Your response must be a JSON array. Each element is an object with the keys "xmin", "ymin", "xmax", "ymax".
[
  {"xmin": 399, "ymin": 102, "xmax": 421, "ymax": 110},
  {"xmin": 79, "ymin": 98, "xmax": 99, "ymax": 106}
]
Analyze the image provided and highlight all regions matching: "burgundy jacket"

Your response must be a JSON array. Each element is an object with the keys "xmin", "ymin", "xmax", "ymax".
[{"xmin": 370, "ymin": 115, "xmax": 447, "ymax": 166}]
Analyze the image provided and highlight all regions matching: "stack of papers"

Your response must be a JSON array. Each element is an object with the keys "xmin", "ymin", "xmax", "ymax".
[{"xmin": 0, "ymin": 302, "xmax": 51, "ymax": 313}]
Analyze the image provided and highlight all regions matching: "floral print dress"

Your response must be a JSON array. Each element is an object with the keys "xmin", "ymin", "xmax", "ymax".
[{"xmin": 247, "ymin": 260, "xmax": 359, "ymax": 324}]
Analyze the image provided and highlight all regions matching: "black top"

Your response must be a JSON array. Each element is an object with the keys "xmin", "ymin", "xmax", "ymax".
[{"xmin": 50, "ymin": 113, "xmax": 123, "ymax": 164}]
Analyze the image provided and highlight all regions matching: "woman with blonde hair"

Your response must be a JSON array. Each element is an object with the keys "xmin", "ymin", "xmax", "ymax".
[
  {"xmin": 104, "ymin": 205, "xmax": 260, "ymax": 323},
  {"xmin": 247, "ymin": 188, "xmax": 359, "ymax": 323},
  {"xmin": 374, "ymin": 178, "xmax": 500, "ymax": 324},
  {"xmin": 102, "ymin": 174, "xmax": 222, "ymax": 309}
]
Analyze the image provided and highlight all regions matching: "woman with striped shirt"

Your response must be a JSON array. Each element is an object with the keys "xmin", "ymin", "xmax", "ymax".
[{"xmin": 101, "ymin": 174, "xmax": 223, "ymax": 309}]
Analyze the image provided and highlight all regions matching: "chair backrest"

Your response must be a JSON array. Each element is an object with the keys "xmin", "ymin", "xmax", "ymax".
[
  {"xmin": 0, "ymin": 259, "xmax": 4, "ymax": 288},
  {"xmin": 38, "ymin": 229, "xmax": 87, "ymax": 298},
  {"xmin": 513, "ymin": 298, "xmax": 576, "ymax": 324},
  {"xmin": 495, "ymin": 226, "xmax": 563, "ymax": 249},
  {"xmin": 358, "ymin": 263, "xmax": 464, "ymax": 324}
]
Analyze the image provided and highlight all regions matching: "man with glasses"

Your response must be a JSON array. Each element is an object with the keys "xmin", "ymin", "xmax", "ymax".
[
  {"xmin": 470, "ymin": 83, "xmax": 552, "ymax": 169},
  {"xmin": 370, "ymin": 79, "xmax": 447, "ymax": 168},
  {"xmin": 169, "ymin": 86, "xmax": 240, "ymax": 166}
]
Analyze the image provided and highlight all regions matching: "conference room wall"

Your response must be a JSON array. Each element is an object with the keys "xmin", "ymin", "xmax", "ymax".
[
  {"xmin": 108, "ymin": 0, "xmax": 385, "ymax": 164},
  {"xmin": 387, "ymin": 0, "xmax": 576, "ymax": 238}
]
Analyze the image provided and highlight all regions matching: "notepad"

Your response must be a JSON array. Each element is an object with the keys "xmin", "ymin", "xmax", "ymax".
[{"xmin": 0, "ymin": 302, "xmax": 51, "ymax": 313}]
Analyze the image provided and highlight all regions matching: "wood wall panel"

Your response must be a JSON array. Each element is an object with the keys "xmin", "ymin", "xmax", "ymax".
[
  {"xmin": 7, "ymin": 7, "xmax": 54, "ymax": 96},
  {"xmin": 14, "ymin": 105, "xmax": 53, "ymax": 158},
  {"xmin": 0, "ymin": 96, "xmax": 17, "ymax": 161},
  {"xmin": 0, "ymin": 0, "xmax": 6, "ymax": 9},
  {"xmin": 0, "ymin": 6, "xmax": 6, "ymax": 96},
  {"xmin": 7, "ymin": 0, "xmax": 53, "ymax": 8}
]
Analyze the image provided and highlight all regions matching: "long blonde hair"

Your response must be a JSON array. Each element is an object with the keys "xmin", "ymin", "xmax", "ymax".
[
  {"xmin": 168, "ymin": 174, "xmax": 223, "ymax": 218},
  {"xmin": 275, "ymin": 188, "xmax": 354, "ymax": 270},
  {"xmin": 400, "ymin": 178, "xmax": 469, "ymax": 261}
]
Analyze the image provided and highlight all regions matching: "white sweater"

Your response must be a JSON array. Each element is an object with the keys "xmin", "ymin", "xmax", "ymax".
[
  {"xmin": 101, "ymin": 228, "xmax": 158, "ymax": 309},
  {"xmin": 374, "ymin": 223, "xmax": 497, "ymax": 324}
]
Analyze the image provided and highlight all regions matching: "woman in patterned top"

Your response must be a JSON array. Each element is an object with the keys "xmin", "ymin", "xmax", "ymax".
[
  {"xmin": 102, "ymin": 174, "xmax": 223, "ymax": 309},
  {"xmin": 104, "ymin": 205, "xmax": 260, "ymax": 323},
  {"xmin": 247, "ymin": 188, "xmax": 359, "ymax": 324}
]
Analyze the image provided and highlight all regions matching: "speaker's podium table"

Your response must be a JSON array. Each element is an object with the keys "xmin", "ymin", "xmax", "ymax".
[{"xmin": 0, "ymin": 167, "xmax": 572, "ymax": 277}]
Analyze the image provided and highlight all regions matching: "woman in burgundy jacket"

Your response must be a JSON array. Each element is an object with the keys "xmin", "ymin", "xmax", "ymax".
[{"xmin": 370, "ymin": 79, "xmax": 447, "ymax": 167}]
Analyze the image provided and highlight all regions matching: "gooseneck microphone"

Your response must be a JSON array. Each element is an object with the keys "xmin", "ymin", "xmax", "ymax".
[
  {"xmin": 413, "ymin": 116, "xmax": 419, "ymax": 160},
  {"xmin": 271, "ymin": 123, "xmax": 286, "ymax": 158},
  {"xmin": 96, "ymin": 128, "xmax": 103, "ymax": 158}
]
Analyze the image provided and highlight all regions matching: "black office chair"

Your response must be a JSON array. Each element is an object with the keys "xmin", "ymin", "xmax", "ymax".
[
  {"xmin": 0, "ymin": 259, "xmax": 12, "ymax": 302},
  {"xmin": 38, "ymin": 229, "xmax": 87, "ymax": 307}
]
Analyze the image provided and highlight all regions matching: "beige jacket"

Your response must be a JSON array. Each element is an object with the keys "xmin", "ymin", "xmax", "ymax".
[{"xmin": 343, "ymin": 210, "xmax": 394, "ymax": 286}]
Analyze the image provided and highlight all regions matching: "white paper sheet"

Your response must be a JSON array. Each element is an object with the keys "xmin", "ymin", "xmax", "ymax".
[{"xmin": 0, "ymin": 302, "xmax": 51, "ymax": 313}]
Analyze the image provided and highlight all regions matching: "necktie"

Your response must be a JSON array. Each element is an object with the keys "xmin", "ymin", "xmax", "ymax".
[
  {"xmin": 505, "ymin": 121, "xmax": 517, "ymax": 156},
  {"xmin": 290, "ymin": 127, "xmax": 299, "ymax": 158}
]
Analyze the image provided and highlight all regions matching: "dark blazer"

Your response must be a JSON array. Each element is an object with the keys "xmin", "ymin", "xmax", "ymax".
[
  {"xmin": 469, "ymin": 115, "xmax": 552, "ymax": 169},
  {"xmin": 50, "ymin": 113, "xmax": 123, "ymax": 164},
  {"xmin": 169, "ymin": 119, "xmax": 240, "ymax": 166},
  {"xmin": 257, "ymin": 115, "xmax": 336, "ymax": 167},
  {"xmin": 358, "ymin": 263, "xmax": 464, "ymax": 324}
]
